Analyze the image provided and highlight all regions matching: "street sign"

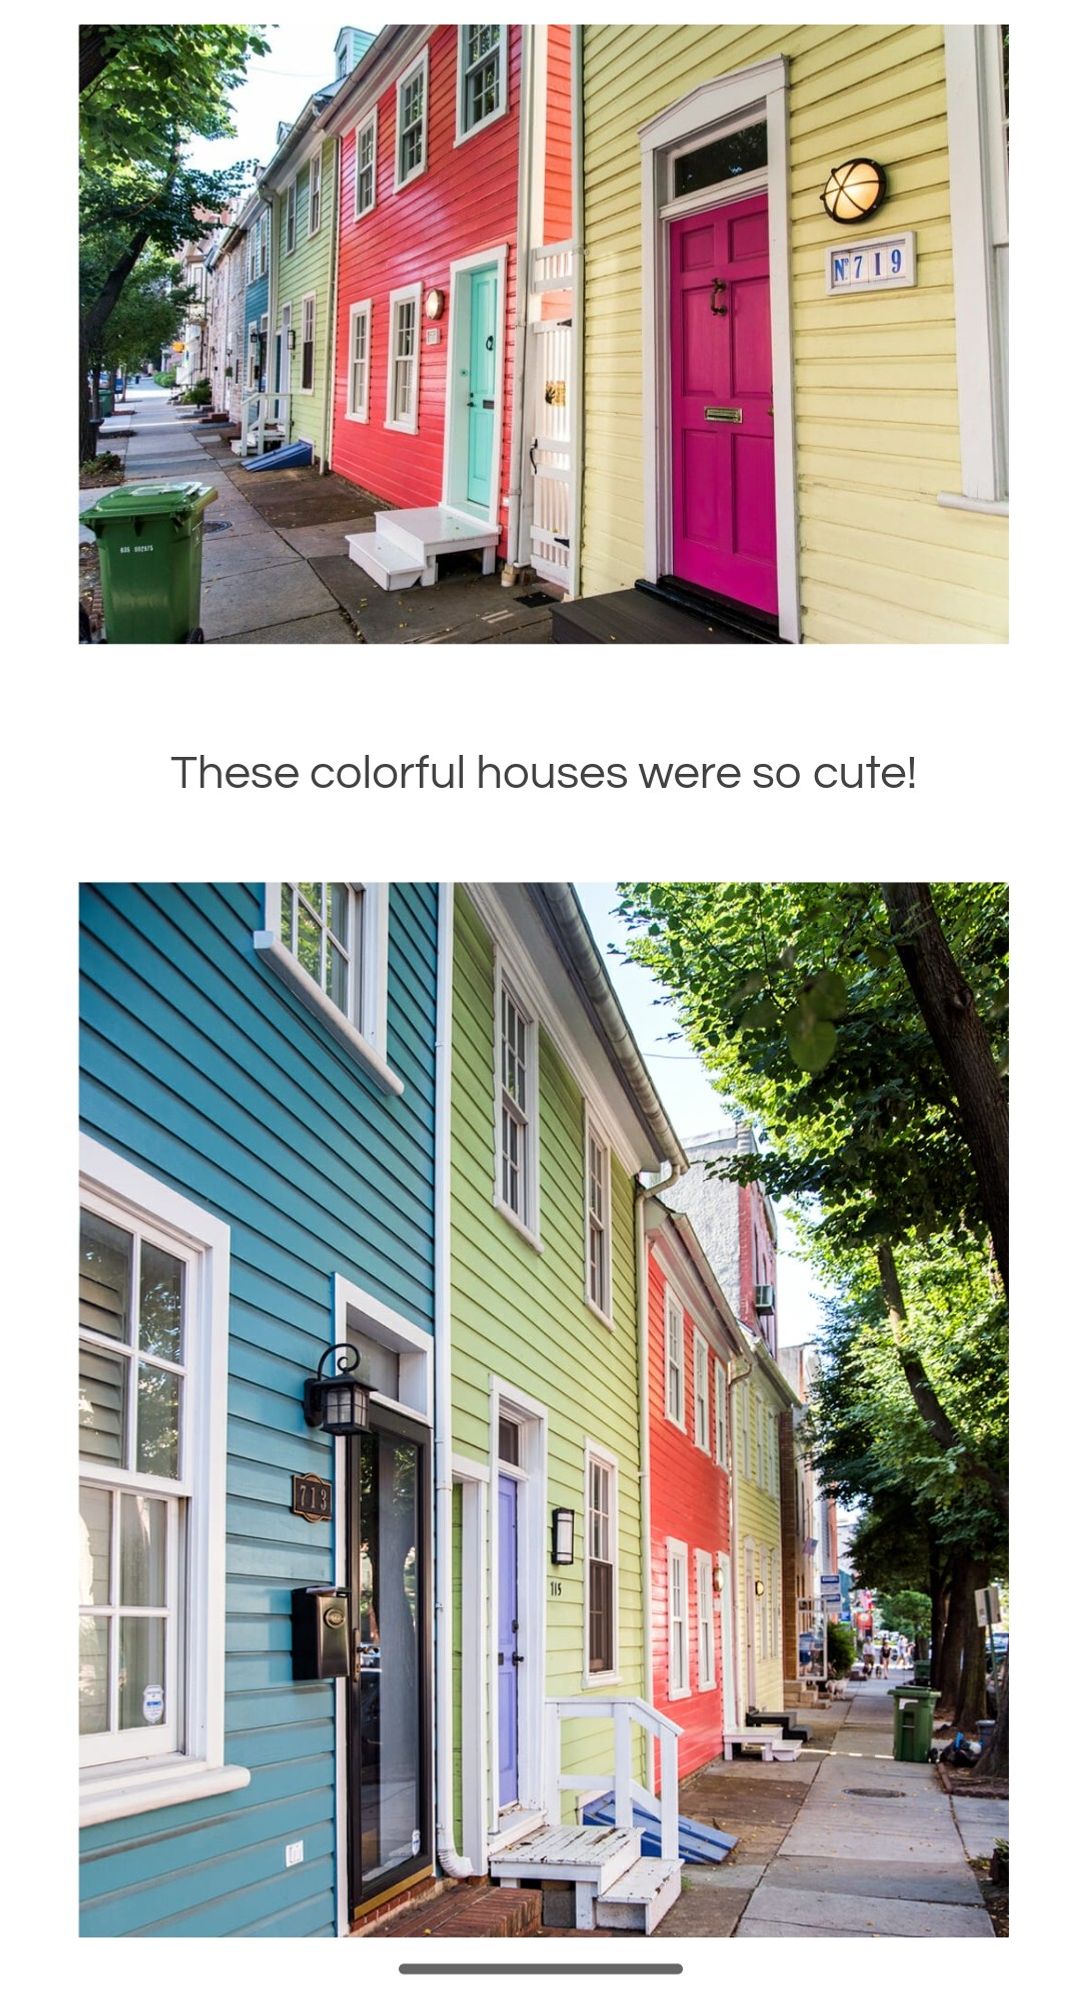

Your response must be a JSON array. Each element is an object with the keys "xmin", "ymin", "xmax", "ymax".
[
  {"xmin": 821, "ymin": 1572, "xmax": 842, "ymax": 1604},
  {"xmin": 974, "ymin": 1584, "xmax": 1002, "ymax": 1627}
]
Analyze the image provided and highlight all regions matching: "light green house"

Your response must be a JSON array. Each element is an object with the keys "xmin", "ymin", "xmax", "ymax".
[
  {"xmin": 440, "ymin": 885, "xmax": 687, "ymax": 1896},
  {"xmin": 260, "ymin": 28, "xmax": 373, "ymax": 466}
]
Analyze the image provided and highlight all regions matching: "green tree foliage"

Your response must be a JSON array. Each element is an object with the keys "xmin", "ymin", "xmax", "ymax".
[
  {"xmin": 87, "ymin": 252, "xmax": 194, "ymax": 378},
  {"xmin": 827, "ymin": 1622, "xmax": 857, "ymax": 1676},
  {"xmin": 877, "ymin": 1591, "xmax": 932, "ymax": 1642}
]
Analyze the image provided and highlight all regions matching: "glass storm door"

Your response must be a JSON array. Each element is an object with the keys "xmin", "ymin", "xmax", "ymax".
[
  {"xmin": 347, "ymin": 1410, "xmax": 431, "ymax": 1920},
  {"xmin": 669, "ymin": 193, "xmax": 777, "ymax": 613}
]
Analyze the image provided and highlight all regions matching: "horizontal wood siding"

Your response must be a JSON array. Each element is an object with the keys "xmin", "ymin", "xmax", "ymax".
[
  {"xmin": 544, "ymin": 26, "xmax": 574, "ymax": 244},
  {"xmin": 450, "ymin": 891, "xmax": 646, "ymax": 1816},
  {"xmin": 579, "ymin": 23, "xmax": 1007, "ymax": 642},
  {"xmin": 79, "ymin": 882, "xmax": 438, "ymax": 1935},
  {"xmin": 273, "ymin": 138, "xmax": 336, "ymax": 462},
  {"xmin": 331, "ymin": 27, "xmax": 523, "ymax": 547},
  {"xmin": 736, "ymin": 1360, "xmax": 786, "ymax": 1716}
]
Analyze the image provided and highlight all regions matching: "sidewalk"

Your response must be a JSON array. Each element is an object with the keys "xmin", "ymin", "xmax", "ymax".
[{"xmin": 82, "ymin": 388, "xmax": 557, "ymax": 644}]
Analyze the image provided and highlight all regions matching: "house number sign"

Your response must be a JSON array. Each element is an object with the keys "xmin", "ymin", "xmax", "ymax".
[
  {"xmin": 825, "ymin": 230, "xmax": 916, "ymax": 295},
  {"xmin": 291, "ymin": 1473, "xmax": 333, "ymax": 1522}
]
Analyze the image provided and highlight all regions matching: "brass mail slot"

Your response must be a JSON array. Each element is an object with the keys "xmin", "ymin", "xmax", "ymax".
[{"xmin": 705, "ymin": 406, "xmax": 742, "ymax": 423}]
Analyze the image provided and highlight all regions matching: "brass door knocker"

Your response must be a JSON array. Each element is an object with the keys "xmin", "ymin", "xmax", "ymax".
[{"xmin": 711, "ymin": 278, "xmax": 728, "ymax": 317}]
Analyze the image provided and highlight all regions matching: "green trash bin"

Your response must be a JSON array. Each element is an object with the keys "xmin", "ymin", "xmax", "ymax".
[
  {"xmin": 912, "ymin": 1658, "xmax": 932, "ymax": 1687},
  {"xmin": 891, "ymin": 1683, "xmax": 939, "ymax": 1762},
  {"xmin": 79, "ymin": 481, "xmax": 217, "ymax": 642}
]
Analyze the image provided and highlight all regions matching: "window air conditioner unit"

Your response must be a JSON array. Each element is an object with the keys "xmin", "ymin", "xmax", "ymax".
[{"xmin": 754, "ymin": 1283, "xmax": 775, "ymax": 1314}]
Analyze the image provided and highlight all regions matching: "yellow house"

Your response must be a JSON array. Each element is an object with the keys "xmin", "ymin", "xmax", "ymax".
[
  {"xmin": 732, "ymin": 1345, "xmax": 801, "ymax": 1715},
  {"xmin": 570, "ymin": 24, "xmax": 1008, "ymax": 642}
]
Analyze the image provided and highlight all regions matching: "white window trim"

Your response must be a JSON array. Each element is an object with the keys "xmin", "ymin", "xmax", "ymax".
[
  {"xmin": 756, "ymin": 1397, "xmax": 766, "ymax": 1490},
  {"xmin": 246, "ymin": 318, "xmax": 259, "ymax": 391},
  {"xmin": 297, "ymin": 291, "xmax": 317, "ymax": 395},
  {"xmin": 666, "ymin": 1538, "xmax": 691, "ymax": 1699},
  {"xmin": 253, "ymin": 884, "xmax": 402, "ymax": 1097},
  {"xmin": 582, "ymin": 1106, "xmax": 613, "ymax": 1328},
  {"xmin": 307, "ymin": 149, "xmax": 323, "ymax": 237},
  {"xmin": 385, "ymin": 281, "xmax": 423, "ymax": 435},
  {"xmin": 770, "ymin": 1547, "xmax": 781, "ymax": 1659},
  {"xmin": 455, "ymin": 24, "xmax": 510, "ymax": 146},
  {"xmin": 79, "ymin": 1137, "xmax": 247, "ymax": 1827},
  {"xmin": 394, "ymin": 45, "xmax": 430, "ymax": 192},
  {"xmin": 692, "ymin": 1328, "xmax": 710, "ymax": 1454},
  {"xmin": 696, "ymin": 1548, "xmax": 716, "ymax": 1690},
  {"xmin": 259, "ymin": 210, "xmax": 268, "ymax": 278},
  {"xmin": 354, "ymin": 108, "xmax": 378, "ymax": 220},
  {"xmin": 492, "ymin": 949, "xmax": 542, "ymax": 1248},
  {"xmin": 664, "ymin": 1283, "xmax": 685, "ymax": 1430},
  {"xmin": 284, "ymin": 175, "xmax": 297, "ymax": 256},
  {"xmin": 583, "ymin": 1439, "xmax": 620, "ymax": 1686},
  {"xmin": 346, "ymin": 299, "xmax": 372, "ymax": 422},
  {"xmin": 714, "ymin": 1356, "xmax": 727, "ymax": 1467},
  {"xmin": 940, "ymin": 24, "xmax": 1009, "ymax": 511}
]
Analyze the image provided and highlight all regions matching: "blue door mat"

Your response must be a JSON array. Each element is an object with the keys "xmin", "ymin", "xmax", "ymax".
[{"xmin": 583, "ymin": 1793, "xmax": 737, "ymax": 1862}]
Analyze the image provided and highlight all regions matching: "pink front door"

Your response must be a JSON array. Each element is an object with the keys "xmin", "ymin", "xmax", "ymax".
[{"xmin": 670, "ymin": 194, "xmax": 777, "ymax": 615}]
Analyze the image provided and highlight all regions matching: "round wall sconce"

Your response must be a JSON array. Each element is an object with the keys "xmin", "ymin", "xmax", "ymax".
[
  {"xmin": 713, "ymin": 1563, "xmax": 725, "ymax": 1595},
  {"xmin": 303, "ymin": 1343, "xmax": 371, "ymax": 1436},
  {"xmin": 820, "ymin": 158, "xmax": 888, "ymax": 224},
  {"xmin": 754, "ymin": 1577, "xmax": 766, "ymax": 1598},
  {"xmin": 425, "ymin": 288, "xmax": 445, "ymax": 321},
  {"xmin": 551, "ymin": 1506, "xmax": 575, "ymax": 1565}
]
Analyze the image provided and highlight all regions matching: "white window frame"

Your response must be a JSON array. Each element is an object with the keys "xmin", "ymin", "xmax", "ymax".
[
  {"xmin": 583, "ymin": 1440, "xmax": 619, "ymax": 1685},
  {"xmin": 583, "ymin": 1109, "xmax": 612, "ymax": 1325},
  {"xmin": 308, "ymin": 148, "xmax": 323, "ymax": 236},
  {"xmin": 284, "ymin": 175, "xmax": 297, "ymax": 256},
  {"xmin": 941, "ymin": 24, "xmax": 1009, "ymax": 511},
  {"xmin": 714, "ymin": 1357, "xmax": 727, "ymax": 1467},
  {"xmin": 492, "ymin": 953, "xmax": 541, "ymax": 1247},
  {"xmin": 79, "ymin": 1137, "xmax": 246, "ymax": 1827},
  {"xmin": 298, "ymin": 291, "xmax": 316, "ymax": 395},
  {"xmin": 259, "ymin": 210, "xmax": 268, "ymax": 278},
  {"xmin": 455, "ymin": 24, "xmax": 509, "ymax": 145},
  {"xmin": 346, "ymin": 300, "xmax": 372, "ymax": 422},
  {"xmin": 756, "ymin": 1395, "xmax": 766, "ymax": 1490},
  {"xmin": 354, "ymin": 109, "xmax": 378, "ymax": 220},
  {"xmin": 394, "ymin": 45, "xmax": 429, "ymax": 192},
  {"xmin": 246, "ymin": 318, "xmax": 260, "ymax": 391},
  {"xmin": 771, "ymin": 1547, "xmax": 781, "ymax": 1659},
  {"xmin": 253, "ymin": 883, "xmax": 401, "ymax": 1096},
  {"xmin": 666, "ymin": 1539, "xmax": 690, "ymax": 1699},
  {"xmin": 385, "ymin": 281, "xmax": 422, "ymax": 434},
  {"xmin": 664, "ymin": 1284, "xmax": 685, "ymax": 1429},
  {"xmin": 696, "ymin": 1548, "xmax": 716, "ymax": 1690},
  {"xmin": 692, "ymin": 1329, "xmax": 710, "ymax": 1453}
]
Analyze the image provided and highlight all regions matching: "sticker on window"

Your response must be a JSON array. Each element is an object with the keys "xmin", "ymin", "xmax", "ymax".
[
  {"xmin": 411, "ymin": 1829, "xmax": 421, "ymax": 1856},
  {"xmin": 143, "ymin": 1683, "xmax": 165, "ymax": 1724}
]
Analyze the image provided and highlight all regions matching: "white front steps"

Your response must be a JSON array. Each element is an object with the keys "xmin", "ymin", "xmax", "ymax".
[
  {"xmin": 723, "ymin": 1727, "xmax": 787, "ymax": 1761},
  {"xmin": 345, "ymin": 505, "xmax": 500, "ymax": 591},
  {"xmin": 489, "ymin": 1821, "xmax": 680, "ymax": 1933}
]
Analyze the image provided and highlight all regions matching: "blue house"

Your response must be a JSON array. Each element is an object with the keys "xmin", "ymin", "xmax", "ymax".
[
  {"xmin": 242, "ymin": 197, "xmax": 270, "ymax": 397},
  {"xmin": 79, "ymin": 883, "xmax": 441, "ymax": 1935}
]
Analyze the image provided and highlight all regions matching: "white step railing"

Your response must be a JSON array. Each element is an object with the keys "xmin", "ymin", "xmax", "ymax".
[
  {"xmin": 237, "ymin": 390, "xmax": 290, "ymax": 458},
  {"xmin": 530, "ymin": 239, "xmax": 576, "ymax": 293},
  {"xmin": 545, "ymin": 1696, "xmax": 682, "ymax": 1860}
]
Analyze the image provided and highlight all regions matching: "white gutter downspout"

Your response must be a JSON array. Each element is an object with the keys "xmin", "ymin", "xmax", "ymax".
[
  {"xmin": 727, "ymin": 1355, "xmax": 753, "ymax": 1722},
  {"xmin": 323, "ymin": 134, "xmax": 339, "ymax": 474},
  {"xmin": 505, "ymin": 25, "xmax": 534, "ymax": 575},
  {"xmin": 635, "ymin": 1162, "xmax": 686, "ymax": 1711},
  {"xmin": 433, "ymin": 882, "xmax": 476, "ymax": 1877},
  {"xmin": 569, "ymin": 23, "xmax": 585, "ymax": 599}
]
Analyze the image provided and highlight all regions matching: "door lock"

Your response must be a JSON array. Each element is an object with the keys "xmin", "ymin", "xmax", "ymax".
[{"xmin": 511, "ymin": 1652, "xmax": 525, "ymax": 1665}]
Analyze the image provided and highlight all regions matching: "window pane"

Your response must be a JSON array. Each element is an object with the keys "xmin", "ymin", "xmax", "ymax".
[
  {"xmin": 119, "ymin": 1617, "xmax": 166, "ymax": 1731},
  {"xmin": 79, "ymin": 1342, "xmax": 126, "ymax": 1466},
  {"xmin": 296, "ymin": 902, "xmax": 322, "ymax": 983},
  {"xmin": 329, "ymin": 882, "xmax": 350, "ymax": 944},
  {"xmin": 79, "ymin": 1485, "xmax": 111, "ymax": 1605},
  {"xmin": 498, "ymin": 1417, "xmax": 520, "ymax": 1464},
  {"xmin": 120, "ymin": 1493, "xmax": 167, "ymax": 1606},
  {"xmin": 136, "ymin": 1363, "xmax": 180, "ymax": 1478},
  {"xmin": 139, "ymin": 1241, "xmax": 183, "ymax": 1361},
  {"xmin": 280, "ymin": 883, "xmax": 294, "ymax": 950},
  {"xmin": 80, "ymin": 1210, "xmax": 132, "ymax": 1342},
  {"xmin": 328, "ymin": 941, "xmax": 349, "ymax": 1013},
  {"xmin": 674, "ymin": 120, "xmax": 767, "ymax": 198},
  {"xmin": 79, "ymin": 1616, "xmax": 110, "ymax": 1734}
]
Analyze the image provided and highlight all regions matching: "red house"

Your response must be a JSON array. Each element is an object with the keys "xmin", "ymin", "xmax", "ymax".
[
  {"xmin": 644, "ymin": 1196, "xmax": 746, "ymax": 1780},
  {"xmin": 321, "ymin": 24, "xmax": 574, "ymax": 592}
]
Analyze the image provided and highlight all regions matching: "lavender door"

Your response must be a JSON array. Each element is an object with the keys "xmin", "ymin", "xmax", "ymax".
[
  {"xmin": 497, "ymin": 1474, "xmax": 519, "ymax": 1807},
  {"xmin": 670, "ymin": 194, "xmax": 777, "ymax": 615}
]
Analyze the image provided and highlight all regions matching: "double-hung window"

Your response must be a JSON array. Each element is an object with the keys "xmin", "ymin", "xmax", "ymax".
[
  {"xmin": 300, "ymin": 294, "xmax": 316, "ymax": 392},
  {"xmin": 584, "ymin": 1114, "xmax": 611, "ymax": 1320},
  {"xmin": 457, "ymin": 25, "xmax": 508, "ymax": 140},
  {"xmin": 692, "ymin": 1330, "xmax": 709, "ymax": 1452},
  {"xmin": 495, "ymin": 965, "xmax": 538, "ymax": 1237},
  {"xmin": 665, "ymin": 1287, "xmax": 685, "ymax": 1428},
  {"xmin": 714, "ymin": 1357, "xmax": 727, "ymax": 1466},
  {"xmin": 259, "ymin": 211, "xmax": 268, "ymax": 277},
  {"xmin": 386, "ymin": 284, "xmax": 421, "ymax": 433},
  {"xmin": 308, "ymin": 151, "xmax": 322, "ymax": 235},
  {"xmin": 667, "ymin": 1541, "xmax": 689, "ymax": 1697},
  {"xmin": 696, "ymin": 1549, "xmax": 716, "ymax": 1689},
  {"xmin": 347, "ymin": 301, "xmax": 372, "ymax": 421},
  {"xmin": 756, "ymin": 1396, "xmax": 766, "ymax": 1489},
  {"xmin": 395, "ymin": 49, "xmax": 428, "ymax": 189},
  {"xmin": 247, "ymin": 227, "xmax": 258, "ymax": 285},
  {"xmin": 354, "ymin": 111, "xmax": 377, "ymax": 218},
  {"xmin": 585, "ymin": 1445, "xmax": 617, "ymax": 1678},
  {"xmin": 254, "ymin": 884, "xmax": 396, "ymax": 1089},
  {"xmin": 79, "ymin": 1139, "xmax": 241, "ymax": 1826},
  {"xmin": 285, "ymin": 177, "xmax": 297, "ymax": 255}
]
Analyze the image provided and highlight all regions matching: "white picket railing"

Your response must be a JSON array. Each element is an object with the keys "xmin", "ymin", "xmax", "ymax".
[
  {"xmin": 545, "ymin": 1695, "xmax": 682, "ymax": 1860},
  {"xmin": 530, "ymin": 239, "xmax": 575, "ymax": 293},
  {"xmin": 237, "ymin": 390, "xmax": 290, "ymax": 459}
]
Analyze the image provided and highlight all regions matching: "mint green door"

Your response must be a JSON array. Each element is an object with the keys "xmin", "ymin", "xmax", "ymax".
[{"xmin": 467, "ymin": 268, "xmax": 497, "ymax": 510}]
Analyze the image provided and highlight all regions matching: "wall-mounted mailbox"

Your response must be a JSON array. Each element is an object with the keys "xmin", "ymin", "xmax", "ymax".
[{"xmin": 292, "ymin": 1585, "xmax": 351, "ymax": 1680}]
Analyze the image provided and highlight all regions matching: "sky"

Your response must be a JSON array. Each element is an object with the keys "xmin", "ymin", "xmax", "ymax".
[
  {"xmin": 186, "ymin": 23, "xmax": 385, "ymax": 178},
  {"xmin": 574, "ymin": 884, "xmax": 827, "ymax": 1353}
]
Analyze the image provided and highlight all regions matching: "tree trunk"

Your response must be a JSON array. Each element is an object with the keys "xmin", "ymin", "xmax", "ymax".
[
  {"xmin": 876, "ymin": 1243, "xmax": 1008, "ymax": 1517},
  {"xmin": 80, "ymin": 227, "xmax": 153, "ymax": 461},
  {"xmin": 953, "ymin": 1561, "xmax": 989, "ymax": 1736},
  {"xmin": 935, "ymin": 1552, "xmax": 974, "ymax": 1716},
  {"xmin": 80, "ymin": 26, "xmax": 116, "ymax": 94},
  {"xmin": 882, "ymin": 882, "xmax": 1009, "ymax": 1295},
  {"xmin": 975, "ymin": 1652, "xmax": 1008, "ymax": 1778},
  {"xmin": 929, "ymin": 1543, "xmax": 949, "ymax": 1674}
]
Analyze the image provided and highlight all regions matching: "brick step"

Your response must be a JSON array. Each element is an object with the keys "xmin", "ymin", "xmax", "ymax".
[{"xmin": 368, "ymin": 1882, "xmax": 543, "ymax": 1938}]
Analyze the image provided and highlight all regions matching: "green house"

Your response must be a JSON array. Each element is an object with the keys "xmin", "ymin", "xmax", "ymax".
[
  {"xmin": 261, "ymin": 28, "xmax": 374, "ymax": 467},
  {"xmin": 440, "ymin": 886, "xmax": 687, "ymax": 1894}
]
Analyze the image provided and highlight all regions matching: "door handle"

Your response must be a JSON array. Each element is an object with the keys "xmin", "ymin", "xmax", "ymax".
[
  {"xmin": 498, "ymin": 1650, "xmax": 504, "ymax": 1664},
  {"xmin": 511, "ymin": 1652, "xmax": 525, "ymax": 1665},
  {"xmin": 711, "ymin": 278, "xmax": 728, "ymax": 317},
  {"xmin": 352, "ymin": 1628, "xmax": 362, "ymax": 1682}
]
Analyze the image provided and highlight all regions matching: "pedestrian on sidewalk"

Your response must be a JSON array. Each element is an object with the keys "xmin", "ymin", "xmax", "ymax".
[{"xmin": 878, "ymin": 1638, "xmax": 891, "ymax": 1677}]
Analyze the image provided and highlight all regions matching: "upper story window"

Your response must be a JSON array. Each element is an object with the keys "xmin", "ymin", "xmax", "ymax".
[
  {"xmin": 247, "ymin": 226, "xmax": 258, "ymax": 284},
  {"xmin": 692, "ymin": 1330, "xmax": 710, "ymax": 1452},
  {"xmin": 457, "ymin": 25, "xmax": 508, "ymax": 141},
  {"xmin": 253, "ymin": 883, "xmax": 399, "ymax": 1093},
  {"xmin": 586, "ymin": 1445, "xmax": 618, "ymax": 1678},
  {"xmin": 308, "ymin": 151, "xmax": 322, "ymax": 235},
  {"xmin": 285, "ymin": 177, "xmax": 297, "ymax": 255},
  {"xmin": 494, "ymin": 963, "xmax": 539, "ymax": 1240},
  {"xmin": 355, "ymin": 110, "xmax": 378, "ymax": 218},
  {"xmin": 258, "ymin": 212, "xmax": 268, "ymax": 278},
  {"xmin": 664, "ymin": 1286, "xmax": 685, "ymax": 1427},
  {"xmin": 584, "ymin": 1114, "xmax": 611, "ymax": 1321},
  {"xmin": 714, "ymin": 1357, "xmax": 727, "ymax": 1466},
  {"xmin": 395, "ymin": 48, "xmax": 429, "ymax": 190},
  {"xmin": 943, "ymin": 24, "xmax": 1009, "ymax": 508}
]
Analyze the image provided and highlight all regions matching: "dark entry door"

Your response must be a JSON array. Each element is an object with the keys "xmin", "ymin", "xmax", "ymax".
[{"xmin": 347, "ymin": 1409, "xmax": 431, "ymax": 1922}]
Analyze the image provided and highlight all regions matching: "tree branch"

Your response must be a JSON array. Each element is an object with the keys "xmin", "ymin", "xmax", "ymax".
[{"xmin": 876, "ymin": 1242, "xmax": 1008, "ymax": 1517}]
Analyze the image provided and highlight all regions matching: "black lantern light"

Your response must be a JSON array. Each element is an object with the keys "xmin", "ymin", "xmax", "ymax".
[
  {"xmin": 551, "ymin": 1506, "xmax": 575, "ymax": 1566},
  {"xmin": 304, "ymin": 1342, "xmax": 371, "ymax": 1436},
  {"xmin": 820, "ymin": 158, "xmax": 888, "ymax": 224}
]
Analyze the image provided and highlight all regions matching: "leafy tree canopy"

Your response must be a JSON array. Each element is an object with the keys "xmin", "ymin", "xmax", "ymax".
[{"xmin": 80, "ymin": 25, "xmax": 269, "ymax": 171}]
